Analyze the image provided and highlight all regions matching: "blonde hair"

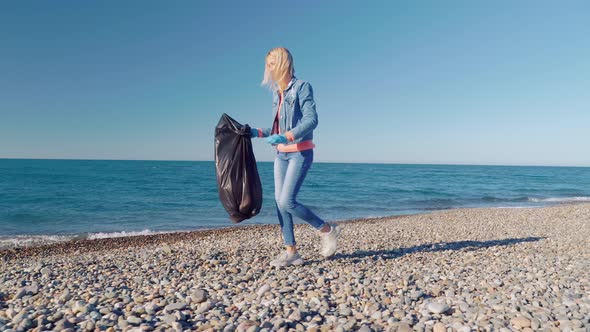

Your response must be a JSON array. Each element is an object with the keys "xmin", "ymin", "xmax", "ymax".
[{"xmin": 261, "ymin": 47, "xmax": 295, "ymax": 92}]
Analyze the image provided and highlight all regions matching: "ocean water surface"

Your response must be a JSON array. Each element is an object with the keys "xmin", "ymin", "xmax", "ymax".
[{"xmin": 1, "ymin": 159, "xmax": 589, "ymax": 248}]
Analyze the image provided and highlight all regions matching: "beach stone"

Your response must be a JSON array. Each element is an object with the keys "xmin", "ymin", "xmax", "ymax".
[
  {"xmin": 11, "ymin": 312, "xmax": 25, "ymax": 325},
  {"xmin": 35, "ymin": 315, "xmax": 47, "ymax": 327},
  {"xmin": 99, "ymin": 307, "xmax": 111, "ymax": 315},
  {"xmin": 19, "ymin": 318, "xmax": 34, "ymax": 330},
  {"xmin": 161, "ymin": 314, "xmax": 177, "ymax": 326},
  {"xmin": 237, "ymin": 320, "xmax": 258, "ymax": 332},
  {"xmin": 459, "ymin": 303, "xmax": 470, "ymax": 312},
  {"xmin": 72, "ymin": 301, "xmax": 93, "ymax": 314},
  {"xmin": 79, "ymin": 319, "xmax": 95, "ymax": 331},
  {"xmin": 172, "ymin": 322, "xmax": 183, "ymax": 331},
  {"xmin": 5, "ymin": 308, "xmax": 15, "ymax": 319},
  {"xmin": 257, "ymin": 284, "xmax": 270, "ymax": 298},
  {"xmin": 223, "ymin": 324, "xmax": 236, "ymax": 332},
  {"xmin": 164, "ymin": 302, "xmax": 186, "ymax": 312},
  {"xmin": 13, "ymin": 288, "xmax": 26, "ymax": 300},
  {"xmin": 358, "ymin": 326, "xmax": 372, "ymax": 332},
  {"xmin": 433, "ymin": 322, "xmax": 446, "ymax": 332},
  {"xmin": 127, "ymin": 316, "xmax": 142, "ymax": 325},
  {"xmin": 161, "ymin": 244, "xmax": 172, "ymax": 254},
  {"xmin": 288, "ymin": 309, "xmax": 302, "ymax": 321},
  {"xmin": 272, "ymin": 318, "xmax": 285, "ymax": 329},
  {"xmin": 104, "ymin": 291, "xmax": 117, "ymax": 299},
  {"xmin": 531, "ymin": 318, "xmax": 541, "ymax": 329},
  {"xmin": 173, "ymin": 310, "xmax": 186, "ymax": 321},
  {"xmin": 397, "ymin": 323, "xmax": 414, "ymax": 332},
  {"xmin": 195, "ymin": 301, "xmax": 213, "ymax": 315},
  {"xmin": 25, "ymin": 283, "xmax": 39, "ymax": 294},
  {"xmin": 371, "ymin": 311, "xmax": 382, "ymax": 320},
  {"xmin": 145, "ymin": 303, "xmax": 158, "ymax": 315},
  {"xmin": 260, "ymin": 322, "xmax": 273, "ymax": 330},
  {"xmin": 411, "ymin": 291, "xmax": 425, "ymax": 301},
  {"xmin": 58, "ymin": 290, "xmax": 71, "ymax": 302},
  {"xmin": 427, "ymin": 302, "xmax": 450, "ymax": 314},
  {"xmin": 511, "ymin": 316, "xmax": 531, "ymax": 329},
  {"xmin": 191, "ymin": 289, "xmax": 207, "ymax": 303},
  {"xmin": 54, "ymin": 319, "xmax": 74, "ymax": 330}
]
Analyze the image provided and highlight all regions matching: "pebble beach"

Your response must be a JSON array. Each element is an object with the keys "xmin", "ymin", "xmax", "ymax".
[{"xmin": 1, "ymin": 204, "xmax": 589, "ymax": 332}]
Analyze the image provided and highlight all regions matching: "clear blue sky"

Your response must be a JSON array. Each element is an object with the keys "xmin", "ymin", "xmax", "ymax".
[{"xmin": 1, "ymin": 1, "xmax": 589, "ymax": 166}]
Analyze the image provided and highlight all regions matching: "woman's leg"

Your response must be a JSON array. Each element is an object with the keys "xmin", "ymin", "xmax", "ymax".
[
  {"xmin": 274, "ymin": 152, "xmax": 296, "ymax": 247},
  {"xmin": 276, "ymin": 150, "xmax": 326, "ymax": 230}
]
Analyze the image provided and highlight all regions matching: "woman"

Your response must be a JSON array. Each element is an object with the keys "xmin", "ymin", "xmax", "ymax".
[{"xmin": 250, "ymin": 47, "xmax": 341, "ymax": 267}]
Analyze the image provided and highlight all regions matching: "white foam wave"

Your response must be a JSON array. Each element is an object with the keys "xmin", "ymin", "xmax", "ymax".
[
  {"xmin": 528, "ymin": 196, "xmax": 590, "ymax": 203},
  {"xmin": 0, "ymin": 229, "xmax": 178, "ymax": 249},
  {"xmin": 86, "ymin": 229, "xmax": 170, "ymax": 240},
  {"xmin": 0, "ymin": 235, "xmax": 75, "ymax": 249}
]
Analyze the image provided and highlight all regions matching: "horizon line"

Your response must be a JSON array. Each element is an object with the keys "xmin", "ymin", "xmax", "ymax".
[{"xmin": 1, "ymin": 157, "xmax": 589, "ymax": 168}]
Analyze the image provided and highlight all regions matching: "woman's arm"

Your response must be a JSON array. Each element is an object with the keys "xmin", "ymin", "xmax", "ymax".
[
  {"xmin": 251, "ymin": 127, "xmax": 271, "ymax": 138},
  {"xmin": 288, "ymin": 82, "xmax": 318, "ymax": 141}
]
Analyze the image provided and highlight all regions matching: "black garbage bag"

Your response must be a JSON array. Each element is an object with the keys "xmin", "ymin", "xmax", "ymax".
[{"xmin": 214, "ymin": 113, "xmax": 263, "ymax": 223}]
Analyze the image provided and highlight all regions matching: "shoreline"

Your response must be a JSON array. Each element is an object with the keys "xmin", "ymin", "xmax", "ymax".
[
  {"xmin": 0, "ymin": 213, "xmax": 411, "ymax": 262},
  {"xmin": 0, "ymin": 202, "xmax": 583, "ymax": 261},
  {"xmin": 1, "ymin": 203, "xmax": 589, "ymax": 331}
]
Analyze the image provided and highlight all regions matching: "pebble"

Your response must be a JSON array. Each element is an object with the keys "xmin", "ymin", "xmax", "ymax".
[
  {"xmin": 433, "ymin": 322, "xmax": 446, "ymax": 332},
  {"xmin": 191, "ymin": 289, "xmax": 207, "ymax": 303},
  {"xmin": 427, "ymin": 302, "xmax": 450, "ymax": 314},
  {"xmin": 12, "ymin": 288, "xmax": 26, "ymax": 300},
  {"xmin": 164, "ymin": 302, "xmax": 186, "ymax": 312},
  {"xmin": 511, "ymin": 316, "xmax": 531, "ymax": 329},
  {"xmin": 397, "ymin": 323, "xmax": 414, "ymax": 332},
  {"xmin": 257, "ymin": 284, "xmax": 270, "ymax": 298}
]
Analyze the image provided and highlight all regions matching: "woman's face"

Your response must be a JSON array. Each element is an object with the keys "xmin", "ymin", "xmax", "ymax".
[{"xmin": 265, "ymin": 57, "xmax": 278, "ymax": 81}]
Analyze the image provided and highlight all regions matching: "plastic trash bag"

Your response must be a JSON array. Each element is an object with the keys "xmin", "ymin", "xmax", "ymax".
[{"xmin": 214, "ymin": 113, "xmax": 263, "ymax": 223}]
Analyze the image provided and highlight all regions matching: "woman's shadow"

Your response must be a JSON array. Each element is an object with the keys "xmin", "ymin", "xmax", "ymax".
[{"xmin": 316, "ymin": 236, "xmax": 545, "ymax": 263}]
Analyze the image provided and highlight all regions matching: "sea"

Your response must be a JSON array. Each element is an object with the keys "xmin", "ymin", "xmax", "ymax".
[{"xmin": 1, "ymin": 159, "xmax": 589, "ymax": 249}]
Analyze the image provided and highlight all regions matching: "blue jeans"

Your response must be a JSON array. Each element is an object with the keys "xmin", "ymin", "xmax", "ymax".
[{"xmin": 274, "ymin": 150, "xmax": 326, "ymax": 246}]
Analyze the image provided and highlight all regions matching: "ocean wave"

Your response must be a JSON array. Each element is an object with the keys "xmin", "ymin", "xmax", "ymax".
[
  {"xmin": 481, "ymin": 196, "xmax": 529, "ymax": 202},
  {"xmin": 479, "ymin": 196, "xmax": 590, "ymax": 204},
  {"xmin": 0, "ymin": 234, "xmax": 75, "ymax": 249},
  {"xmin": 86, "ymin": 229, "xmax": 170, "ymax": 240},
  {"xmin": 527, "ymin": 196, "xmax": 590, "ymax": 203},
  {"xmin": 0, "ymin": 229, "xmax": 177, "ymax": 249}
]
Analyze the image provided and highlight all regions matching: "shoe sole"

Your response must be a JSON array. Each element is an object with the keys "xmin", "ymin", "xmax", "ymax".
[{"xmin": 270, "ymin": 258, "xmax": 304, "ymax": 267}]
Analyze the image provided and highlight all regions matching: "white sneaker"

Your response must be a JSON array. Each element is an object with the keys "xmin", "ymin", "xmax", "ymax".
[
  {"xmin": 269, "ymin": 251, "xmax": 304, "ymax": 267},
  {"xmin": 320, "ymin": 223, "xmax": 341, "ymax": 257}
]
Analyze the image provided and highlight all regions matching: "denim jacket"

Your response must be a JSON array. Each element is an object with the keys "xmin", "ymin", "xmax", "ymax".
[{"xmin": 259, "ymin": 77, "xmax": 318, "ymax": 145}]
